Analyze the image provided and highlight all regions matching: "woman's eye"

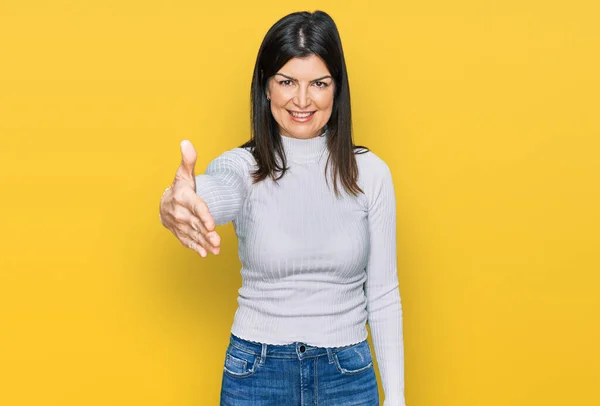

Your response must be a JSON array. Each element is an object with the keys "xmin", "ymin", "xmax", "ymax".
[
  {"xmin": 279, "ymin": 80, "xmax": 293, "ymax": 86},
  {"xmin": 314, "ymin": 81, "xmax": 328, "ymax": 88}
]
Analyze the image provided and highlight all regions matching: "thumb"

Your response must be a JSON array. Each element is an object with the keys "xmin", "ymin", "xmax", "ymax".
[{"xmin": 176, "ymin": 139, "xmax": 197, "ymax": 189}]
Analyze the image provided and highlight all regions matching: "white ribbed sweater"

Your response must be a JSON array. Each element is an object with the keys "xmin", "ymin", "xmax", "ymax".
[{"xmin": 195, "ymin": 133, "xmax": 406, "ymax": 406}]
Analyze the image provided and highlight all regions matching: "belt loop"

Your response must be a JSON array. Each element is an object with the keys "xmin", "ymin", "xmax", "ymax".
[
  {"xmin": 259, "ymin": 343, "xmax": 267, "ymax": 366},
  {"xmin": 326, "ymin": 347, "xmax": 334, "ymax": 364}
]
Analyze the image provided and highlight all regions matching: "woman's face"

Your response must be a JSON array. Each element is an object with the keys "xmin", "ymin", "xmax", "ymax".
[{"xmin": 266, "ymin": 54, "xmax": 335, "ymax": 140}]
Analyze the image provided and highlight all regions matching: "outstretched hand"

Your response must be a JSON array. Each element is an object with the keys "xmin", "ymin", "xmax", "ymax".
[{"xmin": 159, "ymin": 140, "xmax": 221, "ymax": 257}]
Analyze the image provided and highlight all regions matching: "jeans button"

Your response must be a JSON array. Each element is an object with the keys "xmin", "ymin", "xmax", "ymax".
[{"xmin": 299, "ymin": 345, "xmax": 306, "ymax": 353}]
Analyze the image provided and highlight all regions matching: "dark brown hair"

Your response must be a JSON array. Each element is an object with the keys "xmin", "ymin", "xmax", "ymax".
[{"xmin": 241, "ymin": 10, "xmax": 369, "ymax": 196}]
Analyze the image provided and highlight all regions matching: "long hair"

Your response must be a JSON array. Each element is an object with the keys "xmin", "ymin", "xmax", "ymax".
[{"xmin": 240, "ymin": 10, "xmax": 369, "ymax": 196}]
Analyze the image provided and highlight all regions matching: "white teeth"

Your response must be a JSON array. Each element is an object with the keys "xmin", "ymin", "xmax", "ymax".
[{"xmin": 290, "ymin": 111, "xmax": 313, "ymax": 118}]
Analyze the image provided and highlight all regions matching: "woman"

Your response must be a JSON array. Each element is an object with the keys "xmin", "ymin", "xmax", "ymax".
[{"xmin": 159, "ymin": 10, "xmax": 406, "ymax": 406}]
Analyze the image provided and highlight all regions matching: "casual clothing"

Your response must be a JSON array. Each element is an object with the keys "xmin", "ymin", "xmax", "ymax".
[
  {"xmin": 220, "ymin": 333, "xmax": 379, "ymax": 405},
  {"xmin": 196, "ymin": 132, "xmax": 406, "ymax": 405}
]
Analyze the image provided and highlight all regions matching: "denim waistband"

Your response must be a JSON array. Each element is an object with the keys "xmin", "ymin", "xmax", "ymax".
[{"xmin": 229, "ymin": 333, "xmax": 368, "ymax": 361}]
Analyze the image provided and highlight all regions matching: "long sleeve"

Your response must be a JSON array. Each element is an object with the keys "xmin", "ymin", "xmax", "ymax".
[
  {"xmin": 364, "ymin": 162, "xmax": 406, "ymax": 406},
  {"xmin": 194, "ymin": 148, "xmax": 254, "ymax": 226}
]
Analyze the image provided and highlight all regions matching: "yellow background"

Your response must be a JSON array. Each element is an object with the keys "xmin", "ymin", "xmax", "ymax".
[{"xmin": 1, "ymin": 1, "xmax": 599, "ymax": 405}]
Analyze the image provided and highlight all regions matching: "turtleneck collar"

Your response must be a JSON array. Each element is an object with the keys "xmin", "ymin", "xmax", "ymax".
[{"xmin": 280, "ymin": 128, "xmax": 329, "ymax": 164}]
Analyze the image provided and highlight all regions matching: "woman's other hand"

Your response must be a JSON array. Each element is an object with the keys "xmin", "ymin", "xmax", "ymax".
[{"xmin": 159, "ymin": 140, "xmax": 221, "ymax": 257}]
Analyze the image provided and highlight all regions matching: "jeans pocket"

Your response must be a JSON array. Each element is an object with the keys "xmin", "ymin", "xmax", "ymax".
[
  {"xmin": 223, "ymin": 344, "xmax": 259, "ymax": 378},
  {"xmin": 333, "ymin": 340, "xmax": 374, "ymax": 375}
]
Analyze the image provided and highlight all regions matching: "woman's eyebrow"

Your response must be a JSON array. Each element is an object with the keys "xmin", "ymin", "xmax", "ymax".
[{"xmin": 274, "ymin": 73, "xmax": 333, "ymax": 82}]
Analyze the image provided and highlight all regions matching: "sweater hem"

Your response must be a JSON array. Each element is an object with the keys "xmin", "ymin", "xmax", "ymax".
[{"xmin": 229, "ymin": 324, "xmax": 369, "ymax": 348}]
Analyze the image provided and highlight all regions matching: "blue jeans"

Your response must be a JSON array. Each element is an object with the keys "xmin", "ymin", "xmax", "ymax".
[{"xmin": 220, "ymin": 333, "xmax": 380, "ymax": 405}]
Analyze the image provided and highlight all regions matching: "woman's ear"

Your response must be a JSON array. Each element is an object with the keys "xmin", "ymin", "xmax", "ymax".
[{"xmin": 265, "ymin": 78, "xmax": 271, "ymax": 101}]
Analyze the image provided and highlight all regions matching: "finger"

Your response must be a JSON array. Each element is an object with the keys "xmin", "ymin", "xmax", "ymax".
[
  {"xmin": 189, "ymin": 218, "xmax": 220, "ymax": 249},
  {"xmin": 206, "ymin": 230, "xmax": 221, "ymax": 248},
  {"xmin": 168, "ymin": 197, "xmax": 220, "ymax": 249},
  {"xmin": 181, "ymin": 236, "xmax": 207, "ymax": 258},
  {"xmin": 171, "ymin": 185, "xmax": 214, "ymax": 229},
  {"xmin": 190, "ymin": 197, "xmax": 216, "ymax": 232},
  {"xmin": 183, "ymin": 223, "xmax": 219, "ymax": 255},
  {"xmin": 182, "ymin": 223, "xmax": 214, "ymax": 254},
  {"xmin": 190, "ymin": 216, "xmax": 204, "ymax": 233},
  {"xmin": 175, "ymin": 140, "xmax": 198, "ymax": 190}
]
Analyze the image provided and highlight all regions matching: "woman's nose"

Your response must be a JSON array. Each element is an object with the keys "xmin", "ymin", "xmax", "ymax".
[{"xmin": 293, "ymin": 87, "xmax": 311, "ymax": 108}]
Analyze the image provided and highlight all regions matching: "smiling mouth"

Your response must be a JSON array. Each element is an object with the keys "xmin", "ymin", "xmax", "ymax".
[{"xmin": 287, "ymin": 110, "xmax": 316, "ymax": 118}]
